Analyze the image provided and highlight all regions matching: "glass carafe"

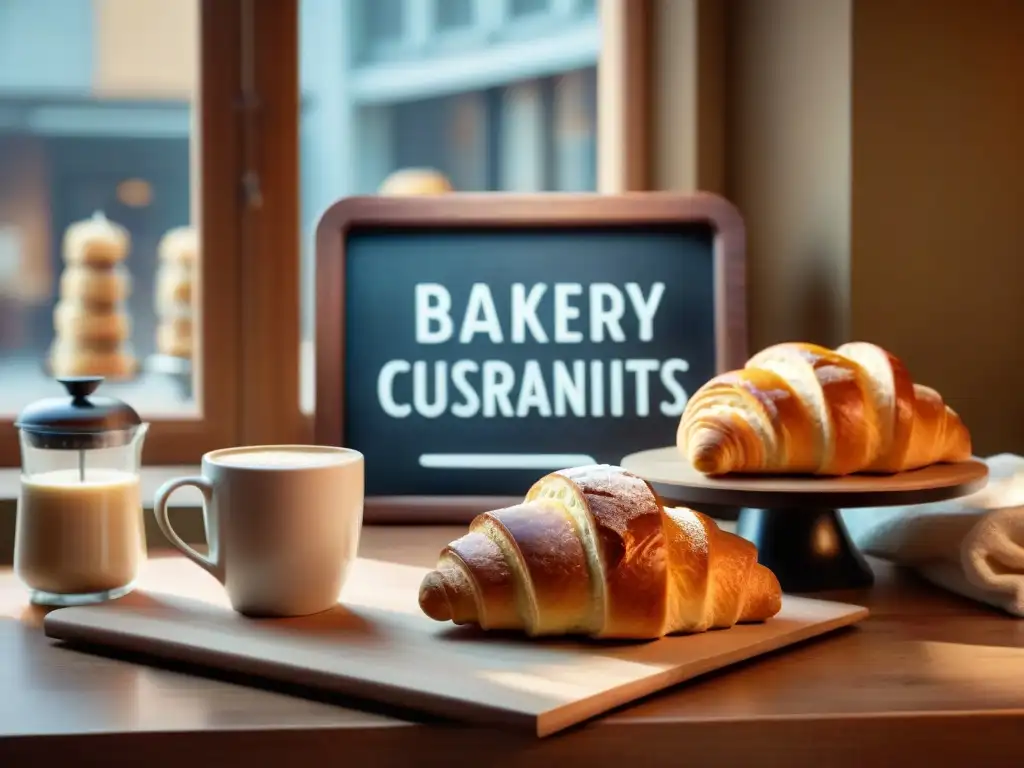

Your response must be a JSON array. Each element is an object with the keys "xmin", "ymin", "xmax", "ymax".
[{"xmin": 14, "ymin": 377, "xmax": 149, "ymax": 606}]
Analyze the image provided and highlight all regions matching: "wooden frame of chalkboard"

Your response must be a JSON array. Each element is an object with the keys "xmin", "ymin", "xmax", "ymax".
[{"xmin": 315, "ymin": 193, "xmax": 746, "ymax": 524}]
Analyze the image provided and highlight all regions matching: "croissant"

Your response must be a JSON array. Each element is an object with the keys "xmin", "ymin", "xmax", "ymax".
[
  {"xmin": 418, "ymin": 465, "xmax": 782, "ymax": 639},
  {"xmin": 679, "ymin": 341, "xmax": 972, "ymax": 476}
]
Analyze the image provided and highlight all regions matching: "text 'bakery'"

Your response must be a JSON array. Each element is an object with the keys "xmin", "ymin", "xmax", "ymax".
[{"xmin": 376, "ymin": 280, "xmax": 691, "ymax": 420}]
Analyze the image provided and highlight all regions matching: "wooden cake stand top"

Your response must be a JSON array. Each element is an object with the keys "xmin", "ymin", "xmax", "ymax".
[{"xmin": 620, "ymin": 447, "xmax": 990, "ymax": 510}]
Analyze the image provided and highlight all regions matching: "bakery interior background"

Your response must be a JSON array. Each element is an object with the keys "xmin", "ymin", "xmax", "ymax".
[{"xmin": 0, "ymin": 0, "xmax": 1021, "ymax": 466}]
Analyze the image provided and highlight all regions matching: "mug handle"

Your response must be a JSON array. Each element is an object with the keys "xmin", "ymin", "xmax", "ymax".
[{"xmin": 153, "ymin": 476, "xmax": 221, "ymax": 581}]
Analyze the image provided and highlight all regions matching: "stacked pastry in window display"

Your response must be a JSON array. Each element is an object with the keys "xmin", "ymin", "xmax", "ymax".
[
  {"xmin": 49, "ymin": 212, "xmax": 137, "ymax": 379},
  {"xmin": 378, "ymin": 167, "xmax": 454, "ymax": 195},
  {"xmin": 154, "ymin": 226, "xmax": 196, "ymax": 364}
]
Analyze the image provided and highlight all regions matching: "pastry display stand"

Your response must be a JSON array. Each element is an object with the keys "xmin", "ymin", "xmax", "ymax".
[{"xmin": 621, "ymin": 447, "xmax": 990, "ymax": 593}]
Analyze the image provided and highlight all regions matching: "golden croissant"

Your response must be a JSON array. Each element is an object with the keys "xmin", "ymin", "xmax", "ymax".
[
  {"xmin": 418, "ymin": 465, "xmax": 782, "ymax": 639},
  {"xmin": 678, "ymin": 341, "xmax": 972, "ymax": 476}
]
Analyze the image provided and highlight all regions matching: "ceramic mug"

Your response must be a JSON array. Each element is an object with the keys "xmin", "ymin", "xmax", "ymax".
[{"xmin": 153, "ymin": 445, "xmax": 364, "ymax": 617}]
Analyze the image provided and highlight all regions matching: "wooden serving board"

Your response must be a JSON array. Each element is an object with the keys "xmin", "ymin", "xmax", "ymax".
[{"xmin": 43, "ymin": 557, "xmax": 868, "ymax": 737}]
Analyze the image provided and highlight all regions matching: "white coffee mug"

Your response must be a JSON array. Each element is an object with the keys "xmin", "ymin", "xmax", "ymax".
[{"xmin": 153, "ymin": 445, "xmax": 364, "ymax": 617}]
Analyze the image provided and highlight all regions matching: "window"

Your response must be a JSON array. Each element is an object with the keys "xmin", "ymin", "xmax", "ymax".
[
  {"xmin": 0, "ymin": 0, "xmax": 242, "ymax": 465},
  {"xmin": 0, "ymin": 0, "xmax": 654, "ymax": 465},
  {"xmin": 298, "ymin": 0, "xmax": 601, "ymax": 413}
]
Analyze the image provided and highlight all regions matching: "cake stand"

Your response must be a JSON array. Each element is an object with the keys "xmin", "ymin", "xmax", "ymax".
[{"xmin": 620, "ymin": 447, "xmax": 989, "ymax": 593}]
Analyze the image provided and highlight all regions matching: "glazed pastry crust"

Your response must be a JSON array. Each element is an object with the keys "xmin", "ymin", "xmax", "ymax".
[
  {"xmin": 418, "ymin": 465, "xmax": 782, "ymax": 640},
  {"xmin": 678, "ymin": 341, "xmax": 971, "ymax": 476}
]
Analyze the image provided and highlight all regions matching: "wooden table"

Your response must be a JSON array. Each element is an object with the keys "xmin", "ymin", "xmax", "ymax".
[{"xmin": 2, "ymin": 527, "xmax": 1024, "ymax": 767}]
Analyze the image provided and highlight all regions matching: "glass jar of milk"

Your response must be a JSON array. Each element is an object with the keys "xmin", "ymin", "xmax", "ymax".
[{"xmin": 13, "ymin": 377, "xmax": 149, "ymax": 606}]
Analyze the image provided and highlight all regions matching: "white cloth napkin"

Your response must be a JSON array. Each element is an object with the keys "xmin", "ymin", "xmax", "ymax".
[{"xmin": 842, "ymin": 454, "xmax": 1024, "ymax": 616}]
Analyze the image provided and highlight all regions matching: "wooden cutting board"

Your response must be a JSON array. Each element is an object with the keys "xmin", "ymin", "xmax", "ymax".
[{"xmin": 43, "ymin": 557, "xmax": 868, "ymax": 737}]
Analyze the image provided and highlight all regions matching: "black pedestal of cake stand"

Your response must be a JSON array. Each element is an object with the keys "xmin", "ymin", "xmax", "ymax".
[{"xmin": 620, "ymin": 447, "xmax": 989, "ymax": 594}]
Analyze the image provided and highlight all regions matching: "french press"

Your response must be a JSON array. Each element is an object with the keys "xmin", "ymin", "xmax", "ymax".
[{"xmin": 13, "ymin": 377, "xmax": 149, "ymax": 605}]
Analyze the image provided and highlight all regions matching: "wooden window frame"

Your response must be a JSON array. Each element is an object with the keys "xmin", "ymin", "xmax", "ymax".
[
  {"xmin": 597, "ymin": 0, "xmax": 650, "ymax": 191},
  {"xmin": 599, "ymin": 0, "xmax": 726, "ymax": 194},
  {"xmin": 238, "ymin": 0, "xmax": 306, "ymax": 448}
]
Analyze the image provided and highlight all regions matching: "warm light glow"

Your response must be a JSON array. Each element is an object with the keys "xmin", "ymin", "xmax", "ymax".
[
  {"xmin": 915, "ymin": 640, "xmax": 1024, "ymax": 693},
  {"xmin": 481, "ymin": 655, "xmax": 664, "ymax": 702},
  {"xmin": 137, "ymin": 555, "xmax": 231, "ymax": 607},
  {"xmin": 139, "ymin": 556, "xmax": 431, "ymax": 617},
  {"xmin": 116, "ymin": 178, "xmax": 153, "ymax": 208},
  {"xmin": 812, "ymin": 516, "xmax": 841, "ymax": 556}
]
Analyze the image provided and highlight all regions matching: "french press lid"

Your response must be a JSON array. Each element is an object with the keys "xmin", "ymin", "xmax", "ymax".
[{"xmin": 14, "ymin": 377, "xmax": 142, "ymax": 450}]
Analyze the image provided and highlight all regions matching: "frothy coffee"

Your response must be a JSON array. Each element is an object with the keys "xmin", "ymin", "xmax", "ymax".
[
  {"xmin": 152, "ymin": 444, "xmax": 364, "ymax": 616},
  {"xmin": 16, "ymin": 468, "xmax": 145, "ymax": 597},
  {"xmin": 211, "ymin": 447, "xmax": 355, "ymax": 469}
]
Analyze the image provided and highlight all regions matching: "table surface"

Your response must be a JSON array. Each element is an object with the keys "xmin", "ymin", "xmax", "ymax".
[{"xmin": 3, "ymin": 526, "xmax": 1024, "ymax": 767}]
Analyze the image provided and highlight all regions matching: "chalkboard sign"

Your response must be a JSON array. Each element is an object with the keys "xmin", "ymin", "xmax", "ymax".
[{"xmin": 315, "ymin": 194, "xmax": 746, "ymax": 522}]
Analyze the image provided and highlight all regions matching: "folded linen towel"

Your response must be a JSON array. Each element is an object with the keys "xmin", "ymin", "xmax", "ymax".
[{"xmin": 842, "ymin": 454, "xmax": 1024, "ymax": 616}]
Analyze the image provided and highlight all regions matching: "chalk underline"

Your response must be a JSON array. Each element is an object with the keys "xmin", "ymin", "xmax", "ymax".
[{"xmin": 418, "ymin": 453, "xmax": 596, "ymax": 470}]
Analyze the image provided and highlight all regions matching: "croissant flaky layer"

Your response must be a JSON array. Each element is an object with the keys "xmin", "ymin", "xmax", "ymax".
[
  {"xmin": 418, "ymin": 465, "xmax": 783, "ymax": 639},
  {"xmin": 678, "ymin": 341, "xmax": 972, "ymax": 476}
]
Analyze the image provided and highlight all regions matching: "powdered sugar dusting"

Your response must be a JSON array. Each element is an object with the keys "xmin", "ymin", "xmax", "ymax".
[{"xmin": 555, "ymin": 464, "xmax": 661, "ymax": 535}]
